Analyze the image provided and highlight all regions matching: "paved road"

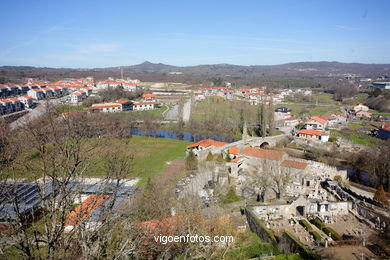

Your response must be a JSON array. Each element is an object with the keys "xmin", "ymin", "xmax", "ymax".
[
  {"xmin": 164, "ymin": 97, "xmax": 192, "ymax": 123},
  {"xmin": 165, "ymin": 104, "xmax": 178, "ymax": 121},
  {"xmin": 10, "ymin": 96, "xmax": 69, "ymax": 130}
]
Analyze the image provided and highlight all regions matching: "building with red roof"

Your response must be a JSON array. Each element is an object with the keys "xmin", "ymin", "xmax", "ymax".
[
  {"xmin": 304, "ymin": 116, "xmax": 327, "ymax": 130},
  {"xmin": 298, "ymin": 129, "xmax": 329, "ymax": 142}
]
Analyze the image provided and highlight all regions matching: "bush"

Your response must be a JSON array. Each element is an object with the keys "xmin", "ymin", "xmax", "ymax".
[
  {"xmin": 206, "ymin": 152, "xmax": 213, "ymax": 161},
  {"xmin": 310, "ymin": 231, "xmax": 322, "ymax": 241},
  {"xmin": 299, "ymin": 219, "xmax": 312, "ymax": 232},
  {"xmin": 322, "ymin": 226, "xmax": 341, "ymax": 240},
  {"xmin": 328, "ymin": 136, "xmax": 337, "ymax": 142},
  {"xmin": 221, "ymin": 187, "xmax": 241, "ymax": 204},
  {"xmin": 373, "ymin": 185, "xmax": 389, "ymax": 205},
  {"xmin": 310, "ymin": 218, "xmax": 325, "ymax": 230}
]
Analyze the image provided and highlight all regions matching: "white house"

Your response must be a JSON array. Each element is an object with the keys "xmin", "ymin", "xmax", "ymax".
[
  {"xmin": 89, "ymin": 103, "xmax": 122, "ymax": 113},
  {"xmin": 353, "ymin": 104, "xmax": 369, "ymax": 112},
  {"xmin": 304, "ymin": 116, "xmax": 327, "ymax": 130},
  {"xmin": 8, "ymin": 98, "xmax": 23, "ymax": 112},
  {"xmin": 298, "ymin": 129, "xmax": 329, "ymax": 142},
  {"xmin": 70, "ymin": 92, "xmax": 83, "ymax": 103},
  {"xmin": 27, "ymin": 89, "xmax": 45, "ymax": 100},
  {"xmin": 20, "ymin": 96, "xmax": 34, "ymax": 108},
  {"xmin": 132, "ymin": 101, "xmax": 158, "ymax": 111}
]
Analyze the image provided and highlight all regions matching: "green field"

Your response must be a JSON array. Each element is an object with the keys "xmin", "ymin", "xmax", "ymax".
[
  {"xmin": 275, "ymin": 103, "xmax": 340, "ymax": 116},
  {"xmin": 330, "ymin": 129, "xmax": 379, "ymax": 146},
  {"xmin": 5, "ymin": 136, "xmax": 191, "ymax": 186}
]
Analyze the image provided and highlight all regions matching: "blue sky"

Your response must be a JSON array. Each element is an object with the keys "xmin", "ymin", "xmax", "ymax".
[{"xmin": 0, "ymin": 0, "xmax": 389, "ymax": 68}]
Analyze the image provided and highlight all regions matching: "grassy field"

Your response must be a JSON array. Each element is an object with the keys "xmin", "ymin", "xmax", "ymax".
[
  {"xmin": 275, "ymin": 103, "xmax": 340, "ymax": 116},
  {"xmin": 5, "ymin": 136, "xmax": 191, "ymax": 186},
  {"xmin": 330, "ymin": 129, "xmax": 379, "ymax": 146},
  {"xmin": 55, "ymin": 104, "xmax": 86, "ymax": 113}
]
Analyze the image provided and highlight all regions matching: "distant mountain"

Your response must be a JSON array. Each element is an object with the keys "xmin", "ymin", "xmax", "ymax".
[
  {"xmin": 101, "ymin": 61, "xmax": 390, "ymax": 77},
  {"xmin": 1, "ymin": 61, "xmax": 390, "ymax": 80}
]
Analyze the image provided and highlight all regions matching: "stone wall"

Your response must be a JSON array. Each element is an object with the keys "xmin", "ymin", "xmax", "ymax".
[{"xmin": 246, "ymin": 207, "xmax": 319, "ymax": 259}]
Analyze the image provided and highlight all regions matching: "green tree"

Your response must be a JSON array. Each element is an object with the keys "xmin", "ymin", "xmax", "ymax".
[{"xmin": 185, "ymin": 150, "xmax": 198, "ymax": 170}]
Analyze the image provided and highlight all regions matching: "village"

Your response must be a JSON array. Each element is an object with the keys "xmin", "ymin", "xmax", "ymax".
[{"xmin": 1, "ymin": 74, "xmax": 389, "ymax": 259}]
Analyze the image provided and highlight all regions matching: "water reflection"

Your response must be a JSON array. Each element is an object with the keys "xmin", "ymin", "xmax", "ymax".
[{"xmin": 130, "ymin": 128, "xmax": 237, "ymax": 143}]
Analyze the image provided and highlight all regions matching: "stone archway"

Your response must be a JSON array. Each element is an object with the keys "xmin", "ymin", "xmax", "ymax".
[{"xmin": 260, "ymin": 142, "xmax": 270, "ymax": 149}]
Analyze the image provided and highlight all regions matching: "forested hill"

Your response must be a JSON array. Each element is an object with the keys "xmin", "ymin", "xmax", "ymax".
[{"xmin": 1, "ymin": 61, "xmax": 389, "ymax": 82}]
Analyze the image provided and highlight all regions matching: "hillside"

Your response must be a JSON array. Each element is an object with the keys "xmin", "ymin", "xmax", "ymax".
[{"xmin": 1, "ymin": 61, "xmax": 389, "ymax": 83}]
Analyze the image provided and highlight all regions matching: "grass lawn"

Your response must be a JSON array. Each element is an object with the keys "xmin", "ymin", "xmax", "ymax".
[
  {"xmin": 86, "ymin": 136, "xmax": 191, "ymax": 186},
  {"xmin": 275, "ymin": 103, "xmax": 340, "ymax": 116},
  {"xmin": 5, "ymin": 136, "xmax": 191, "ymax": 186},
  {"xmin": 116, "ymin": 105, "xmax": 169, "ymax": 121},
  {"xmin": 312, "ymin": 93, "xmax": 338, "ymax": 104},
  {"xmin": 330, "ymin": 129, "xmax": 379, "ymax": 146},
  {"xmin": 369, "ymin": 109, "xmax": 390, "ymax": 116},
  {"xmin": 55, "ymin": 104, "xmax": 86, "ymax": 113}
]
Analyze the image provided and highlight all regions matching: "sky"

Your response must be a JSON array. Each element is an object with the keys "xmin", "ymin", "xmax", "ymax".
[{"xmin": 0, "ymin": 0, "xmax": 389, "ymax": 68}]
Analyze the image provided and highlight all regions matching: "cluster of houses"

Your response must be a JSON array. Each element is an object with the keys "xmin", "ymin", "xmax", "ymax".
[
  {"xmin": 88, "ymin": 93, "xmax": 159, "ymax": 113},
  {"xmin": 95, "ymin": 78, "xmax": 140, "ymax": 91},
  {"xmin": 273, "ymin": 106, "xmax": 349, "ymax": 142},
  {"xmin": 194, "ymin": 86, "xmax": 313, "ymax": 105},
  {"xmin": 0, "ymin": 96, "xmax": 34, "ymax": 115},
  {"xmin": 352, "ymin": 103, "xmax": 372, "ymax": 119},
  {"xmin": 1, "ymin": 77, "xmax": 144, "ymax": 115}
]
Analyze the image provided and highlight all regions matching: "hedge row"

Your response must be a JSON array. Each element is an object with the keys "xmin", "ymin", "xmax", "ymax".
[
  {"xmin": 310, "ymin": 218, "xmax": 326, "ymax": 230},
  {"xmin": 322, "ymin": 226, "xmax": 342, "ymax": 241},
  {"xmin": 309, "ymin": 218, "xmax": 342, "ymax": 241},
  {"xmin": 284, "ymin": 231, "xmax": 320, "ymax": 260},
  {"xmin": 299, "ymin": 219, "xmax": 312, "ymax": 232}
]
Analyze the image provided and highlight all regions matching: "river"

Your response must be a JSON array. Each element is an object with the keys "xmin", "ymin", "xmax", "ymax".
[{"xmin": 130, "ymin": 128, "xmax": 237, "ymax": 143}]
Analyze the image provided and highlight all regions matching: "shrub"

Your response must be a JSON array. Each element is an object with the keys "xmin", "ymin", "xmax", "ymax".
[
  {"xmin": 299, "ymin": 219, "xmax": 312, "ymax": 232},
  {"xmin": 373, "ymin": 185, "xmax": 389, "ymax": 205},
  {"xmin": 310, "ymin": 231, "xmax": 322, "ymax": 241},
  {"xmin": 221, "ymin": 187, "xmax": 241, "ymax": 204},
  {"xmin": 328, "ymin": 136, "xmax": 337, "ymax": 142},
  {"xmin": 310, "ymin": 218, "xmax": 325, "ymax": 230},
  {"xmin": 206, "ymin": 152, "xmax": 213, "ymax": 161},
  {"xmin": 322, "ymin": 226, "xmax": 341, "ymax": 240}
]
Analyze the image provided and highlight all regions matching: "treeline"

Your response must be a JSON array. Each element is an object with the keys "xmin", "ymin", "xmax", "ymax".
[{"xmin": 83, "ymin": 87, "xmax": 144, "ymax": 107}]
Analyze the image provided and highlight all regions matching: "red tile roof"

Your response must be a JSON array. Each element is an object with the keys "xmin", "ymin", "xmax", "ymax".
[
  {"xmin": 65, "ymin": 195, "xmax": 109, "ymax": 226},
  {"xmin": 282, "ymin": 116, "xmax": 298, "ymax": 121},
  {"xmin": 142, "ymin": 93, "xmax": 156, "ymax": 98},
  {"xmin": 320, "ymin": 114, "xmax": 336, "ymax": 121},
  {"xmin": 229, "ymin": 146, "xmax": 239, "ymax": 155},
  {"xmin": 306, "ymin": 116, "xmax": 327, "ymax": 125},
  {"xmin": 240, "ymin": 147, "xmax": 285, "ymax": 161},
  {"xmin": 281, "ymin": 160, "xmax": 308, "ymax": 169},
  {"xmin": 116, "ymin": 99, "xmax": 131, "ymax": 104},
  {"xmin": 9, "ymin": 98, "xmax": 20, "ymax": 102},
  {"xmin": 187, "ymin": 139, "xmax": 228, "ymax": 149},
  {"xmin": 133, "ymin": 101, "xmax": 159, "ymax": 105},
  {"xmin": 90, "ymin": 104, "xmax": 121, "ymax": 109},
  {"xmin": 298, "ymin": 129, "xmax": 328, "ymax": 136},
  {"xmin": 337, "ymin": 112, "xmax": 348, "ymax": 119}
]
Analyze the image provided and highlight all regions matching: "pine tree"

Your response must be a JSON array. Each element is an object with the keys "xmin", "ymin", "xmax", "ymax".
[{"xmin": 373, "ymin": 185, "xmax": 389, "ymax": 205}]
